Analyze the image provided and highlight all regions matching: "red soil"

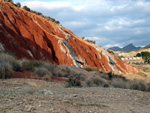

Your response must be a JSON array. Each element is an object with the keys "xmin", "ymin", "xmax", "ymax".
[{"xmin": 0, "ymin": 1, "xmax": 139, "ymax": 74}]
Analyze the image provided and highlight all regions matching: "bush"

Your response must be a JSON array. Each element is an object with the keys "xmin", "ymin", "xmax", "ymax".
[
  {"xmin": 93, "ymin": 78, "xmax": 108, "ymax": 87},
  {"xmin": 23, "ymin": 5, "xmax": 30, "ymax": 11},
  {"xmin": 86, "ymin": 80, "xmax": 93, "ymax": 87},
  {"xmin": 55, "ymin": 21, "xmax": 60, "ymax": 24},
  {"xmin": 112, "ymin": 78, "xmax": 127, "ymax": 89},
  {"xmin": 136, "ymin": 51, "xmax": 150, "ymax": 63},
  {"xmin": 107, "ymin": 50, "xmax": 114, "ymax": 55},
  {"xmin": 67, "ymin": 76, "xmax": 82, "ymax": 87},
  {"xmin": 16, "ymin": 2, "xmax": 21, "ymax": 8},
  {"xmin": 21, "ymin": 59, "xmax": 34, "ymax": 71},
  {"xmin": 34, "ymin": 67, "xmax": 50, "ymax": 77},
  {"xmin": 0, "ymin": 53, "xmax": 21, "ymax": 72},
  {"xmin": 41, "ymin": 62, "xmax": 56, "ymax": 73},
  {"xmin": 34, "ymin": 67, "xmax": 52, "ymax": 81},
  {"xmin": 21, "ymin": 59, "xmax": 47, "ymax": 71},
  {"xmin": 31, "ymin": 10, "xmax": 42, "ymax": 15},
  {"xmin": 0, "ymin": 63, "xmax": 13, "ymax": 79},
  {"xmin": 84, "ymin": 39, "xmax": 95, "ymax": 44}
]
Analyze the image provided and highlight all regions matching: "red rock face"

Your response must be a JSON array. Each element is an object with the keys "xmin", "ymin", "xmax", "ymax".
[{"xmin": 0, "ymin": 1, "xmax": 139, "ymax": 74}]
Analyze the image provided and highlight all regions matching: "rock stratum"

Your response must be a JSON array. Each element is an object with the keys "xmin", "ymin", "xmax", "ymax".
[{"xmin": 0, "ymin": 1, "xmax": 139, "ymax": 74}]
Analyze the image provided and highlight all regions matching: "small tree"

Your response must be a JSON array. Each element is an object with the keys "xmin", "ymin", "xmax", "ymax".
[
  {"xmin": 23, "ymin": 5, "xmax": 30, "ymax": 11},
  {"xmin": 136, "ymin": 51, "xmax": 150, "ymax": 63},
  {"xmin": 55, "ymin": 21, "xmax": 60, "ymax": 24},
  {"xmin": 16, "ymin": 2, "xmax": 21, "ymax": 8}
]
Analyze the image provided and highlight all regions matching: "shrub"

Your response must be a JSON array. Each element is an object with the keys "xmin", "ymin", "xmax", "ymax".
[
  {"xmin": 0, "ymin": 53, "xmax": 21, "ymax": 72},
  {"xmin": 0, "ymin": 63, "xmax": 13, "ymax": 79},
  {"xmin": 85, "ymin": 76, "xmax": 109, "ymax": 87},
  {"xmin": 129, "ymin": 82, "xmax": 140, "ymax": 90},
  {"xmin": 66, "ymin": 72, "xmax": 85, "ymax": 87},
  {"xmin": 86, "ymin": 80, "xmax": 93, "ymax": 87},
  {"xmin": 16, "ymin": 2, "xmax": 21, "ymax": 8},
  {"xmin": 67, "ymin": 76, "xmax": 82, "ymax": 87},
  {"xmin": 55, "ymin": 21, "xmax": 60, "ymax": 24},
  {"xmin": 107, "ymin": 50, "xmax": 114, "ymax": 55},
  {"xmin": 93, "ymin": 78, "xmax": 107, "ymax": 87},
  {"xmin": 41, "ymin": 62, "xmax": 56, "ymax": 73},
  {"xmin": 111, "ymin": 78, "xmax": 127, "ymax": 89},
  {"xmin": 21, "ymin": 59, "xmax": 47, "ymax": 71},
  {"xmin": 118, "ymin": 55, "xmax": 124, "ymax": 59},
  {"xmin": 23, "ymin": 6, "xmax": 30, "ymax": 11},
  {"xmin": 147, "ymin": 85, "xmax": 150, "ymax": 92},
  {"xmin": 34, "ymin": 67, "xmax": 52, "ymax": 81},
  {"xmin": 84, "ymin": 39, "xmax": 95, "ymax": 44},
  {"xmin": 21, "ymin": 59, "xmax": 34, "ymax": 71},
  {"xmin": 43, "ymin": 74, "xmax": 52, "ymax": 81},
  {"xmin": 31, "ymin": 10, "xmax": 42, "ymax": 15},
  {"xmin": 34, "ymin": 67, "xmax": 50, "ymax": 77}
]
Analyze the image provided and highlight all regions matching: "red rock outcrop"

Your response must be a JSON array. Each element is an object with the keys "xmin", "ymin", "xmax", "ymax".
[{"xmin": 0, "ymin": 1, "xmax": 139, "ymax": 74}]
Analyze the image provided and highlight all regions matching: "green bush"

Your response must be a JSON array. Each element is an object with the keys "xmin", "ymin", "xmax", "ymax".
[
  {"xmin": 16, "ymin": 2, "xmax": 21, "ymax": 8},
  {"xmin": 136, "ymin": 51, "xmax": 150, "ymax": 63},
  {"xmin": 23, "ymin": 5, "xmax": 30, "ymax": 11},
  {"xmin": 107, "ymin": 50, "xmax": 114, "ymax": 55}
]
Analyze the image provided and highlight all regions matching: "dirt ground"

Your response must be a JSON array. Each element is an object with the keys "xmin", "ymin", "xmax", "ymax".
[{"xmin": 0, "ymin": 79, "xmax": 150, "ymax": 113}]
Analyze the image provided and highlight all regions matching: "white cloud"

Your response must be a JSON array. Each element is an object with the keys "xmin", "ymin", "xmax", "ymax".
[
  {"xmin": 105, "ymin": 44, "xmax": 120, "ymax": 48},
  {"xmin": 72, "ymin": 6, "xmax": 85, "ymax": 11},
  {"xmin": 22, "ymin": 1, "xmax": 70, "ymax": 10},
  {"xmin": 19, "ymin": 0, "xmax": 150, "ymax": 48}
]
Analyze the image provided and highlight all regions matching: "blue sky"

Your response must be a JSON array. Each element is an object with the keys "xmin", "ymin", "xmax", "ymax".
[{"xmin": 13, "ymin": 0, "xmax": 150, "ymax": 48}]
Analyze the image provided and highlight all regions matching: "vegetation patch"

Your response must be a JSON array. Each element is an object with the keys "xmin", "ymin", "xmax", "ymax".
[
  {"xmin": 135, "ymin": 51, "xmax": 150, "ymax": 63},
  {"xmin": 0, "ymin": 52, "xmax": 150, "ymax": 92}
]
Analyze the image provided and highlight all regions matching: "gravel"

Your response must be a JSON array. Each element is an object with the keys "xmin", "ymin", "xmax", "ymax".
[{"xmin": 0, "ymin": 78, "xmax": 150, "ymax": 113}]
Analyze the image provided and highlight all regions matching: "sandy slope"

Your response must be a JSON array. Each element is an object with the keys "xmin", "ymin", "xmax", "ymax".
[{"xmin": 0, "ymin": 79, "xmax": 150, "ymax": 113}]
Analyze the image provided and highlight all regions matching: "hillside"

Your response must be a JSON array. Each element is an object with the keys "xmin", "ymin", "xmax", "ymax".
[{"xmin": 0, "ymin": 1, "xmax": 139, "ymax": 74}]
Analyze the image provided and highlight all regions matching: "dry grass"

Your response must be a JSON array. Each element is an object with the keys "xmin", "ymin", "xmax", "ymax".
[
  {"xmin": 1, "ymin": 52, "xmax": 150, "ymax": 92},
  {"xmin": 0, "ymin": 63, "xmax": 13, "ymax": 79},
  {"xmin": 0, "ymin": 52, "xmax": 21, "ymax": 79}
]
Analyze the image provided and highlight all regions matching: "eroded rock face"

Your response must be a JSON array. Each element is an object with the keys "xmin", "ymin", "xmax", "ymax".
[{"xmin": 0, "ymin": 1, "xmax": 139, "ymax": 74}]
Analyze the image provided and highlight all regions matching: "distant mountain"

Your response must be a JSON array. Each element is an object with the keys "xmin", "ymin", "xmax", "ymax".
[
  {"xmin": 108, "ymin": 47, "xmax": 122, "ymax": 51},
  {"xmin": 122, "ymin": 43, "xmax": 141, "ymax": 52},
  {"xmin": 144, "ymin": 44, "xmax": 150, "ymax": 48},
  {"xmin": 108, "ymin": 43, "xmax": 142, "ymax": 52}
]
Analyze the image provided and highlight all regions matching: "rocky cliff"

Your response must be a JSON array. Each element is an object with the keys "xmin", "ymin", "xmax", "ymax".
[{"xmin": 0, "ymin": 1, "xmax": 139, "ymax": 74}]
